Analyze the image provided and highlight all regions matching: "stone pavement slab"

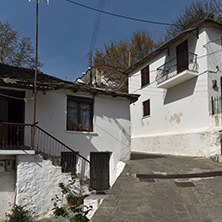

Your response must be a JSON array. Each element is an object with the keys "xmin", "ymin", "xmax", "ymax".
[{"xmin": 91, "ymin": 153, "xmax": 222, "ymax": 222}]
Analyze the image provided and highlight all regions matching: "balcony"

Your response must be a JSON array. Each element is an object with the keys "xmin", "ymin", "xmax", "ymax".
[{"xmin": 156, "ymin": 52, "xmax": 198, "ymax": 89}]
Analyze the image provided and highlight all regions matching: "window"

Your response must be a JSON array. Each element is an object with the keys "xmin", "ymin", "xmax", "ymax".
[
  {"xmin": 141, "ymin": 65, "xmax": 150, "ymax": 87},
  {"xmin": 67, "ymin": 96, "xmax": 93, "ymax": 131},
  {"xmin": 143, "ymin": 99, "xmax": 150, "ymax": 117}
]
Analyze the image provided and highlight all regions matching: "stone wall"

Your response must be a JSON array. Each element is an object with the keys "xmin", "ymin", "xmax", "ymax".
[{"xmin": 16, "ymin": 154, "xmax": 72, "ymax": 219}]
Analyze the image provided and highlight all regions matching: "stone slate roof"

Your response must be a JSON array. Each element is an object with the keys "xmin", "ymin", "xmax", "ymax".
[
  {"xmin": 0, "ymin": 63, "xmax": 73, "ymax": 90},
  {"xmin": 0, "ymin": 63, "xmax": 139, "ymax": 103}
]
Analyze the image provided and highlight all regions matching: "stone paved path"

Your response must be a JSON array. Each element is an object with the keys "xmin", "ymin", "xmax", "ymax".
[{"xmin": 90, "ymin": 153, "xmax": 222, "ymax": 222}]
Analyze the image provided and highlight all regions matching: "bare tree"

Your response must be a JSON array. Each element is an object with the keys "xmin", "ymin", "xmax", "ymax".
[
  {"xmin": 94, "ymin": 29, "xmax": 159, "ymax": 91},
  {"xmin": 165, "ymin": 0, "xmax": 222, "ymax": 41}
]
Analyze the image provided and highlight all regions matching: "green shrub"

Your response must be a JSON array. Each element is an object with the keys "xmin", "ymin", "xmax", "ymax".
[
  {"xmin": 5, "ymin": 205, "xmax": 33, "ymax": 222},
  {"xmin": 52, "ymin": 179, "xmax": 92, "ymax": 221},
  {"xmin": 69, "ymin": 214, "xmax": 89, "ymax": 222}
]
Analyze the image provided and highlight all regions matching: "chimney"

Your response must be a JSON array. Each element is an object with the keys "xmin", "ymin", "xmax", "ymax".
[{"xmin": 96, "ymin": 69, "xmax": 101, "ymax": 87}]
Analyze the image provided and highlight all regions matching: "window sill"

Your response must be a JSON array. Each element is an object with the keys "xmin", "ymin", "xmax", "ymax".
[
  {"xmin": 142, "ymin": 115, "xmax": 150, "ymax": 119},
  {"xmin": 140, "ymin": 83, "xmax": 150, "ymax": 89},
  {"xmin": 65, "ymin": 130, "xmax": 98, "ymax": 135}
]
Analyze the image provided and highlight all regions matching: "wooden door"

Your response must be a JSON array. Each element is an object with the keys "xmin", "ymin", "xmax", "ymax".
[
  {"xmin": 176, "ymin": 40, "xmax": 188, "ymax": 73},
  {"xmin": 90, "ymin": 152, "xmax": 110, "ymax": 191}
]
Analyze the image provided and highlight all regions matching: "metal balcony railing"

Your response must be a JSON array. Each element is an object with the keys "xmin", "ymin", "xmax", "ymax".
[
  {"xmin": 0, "ymin": 122, "xmax": 101, "ymax": 191},
  {"xmin": 156, "ymin": 52, "xmax": 198, "ymax": 85}
]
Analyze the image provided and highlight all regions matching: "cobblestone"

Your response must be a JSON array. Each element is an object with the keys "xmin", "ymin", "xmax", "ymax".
[{"xmin": 91, "ymin": 153, "xmax": 222, "ymax": 222}]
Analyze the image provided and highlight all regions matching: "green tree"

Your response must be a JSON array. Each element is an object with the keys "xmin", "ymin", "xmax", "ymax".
[
  {"xmin": 94, "ymin": 29, "xmax": 159, "ymax": 91},
  {"xmin": 0, "ymin": 21, "xmax": 43, "ymax": 68},
  {"xmin": 165, "ymin": 0, "xmax": 222, "ymax": 41}
]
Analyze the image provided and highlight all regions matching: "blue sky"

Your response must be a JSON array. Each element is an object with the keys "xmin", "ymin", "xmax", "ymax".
[{"xmin": 0, "ymin": 0, "xmax": 193, "ymax": 81}]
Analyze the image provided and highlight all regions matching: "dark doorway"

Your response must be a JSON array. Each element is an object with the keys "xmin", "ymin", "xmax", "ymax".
[
  {"xmin": 0, "ymin": 89, "xmax": 25, "ymax": 148},
  {"xmin": 176, "ymin": 40, "xmax": 188, "ymax": 74},
  {"xmin": 90, "ymin": 152, "xmax": 110, "ymax": 191}
]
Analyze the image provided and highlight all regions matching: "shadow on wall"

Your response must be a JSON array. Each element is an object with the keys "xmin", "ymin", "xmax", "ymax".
[
  {"xmin": 163, "ymin": 77, "xmax": 197, "ymax": 104},
  {"xmin": 67, "ymin": 133, "xmax": 99, "ymax": 158},
  {"xmin": 95, "ymin": 123, "xmax": 129, "ymax": 148}
]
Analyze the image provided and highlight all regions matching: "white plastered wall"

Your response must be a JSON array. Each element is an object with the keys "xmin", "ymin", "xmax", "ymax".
[
  {"xmin": 0, "ymin": 86, "xmax": 131, "ymax": 218},
  {"xmin": 129, "ymin": 26, "xmax": 221, "ymax": 156}
]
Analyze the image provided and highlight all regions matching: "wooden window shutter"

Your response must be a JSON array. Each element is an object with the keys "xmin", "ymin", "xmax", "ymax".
[
  {"xmin": 141, "ymin": 65, "xmax": 150, "ymax": 87},
  {"xmin": 143, "ymin": 99, "xmax": 150, "ymax": 117}
]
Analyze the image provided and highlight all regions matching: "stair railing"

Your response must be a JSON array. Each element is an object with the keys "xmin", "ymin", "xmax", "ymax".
[{"xmin": 0, "ymin": 122, "xmax": 101, "ymax": 191}]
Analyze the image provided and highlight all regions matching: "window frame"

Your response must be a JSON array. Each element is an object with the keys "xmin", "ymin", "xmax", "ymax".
[
  {"xmin": 143, "ymin": 99, "xmax": 150, "ymax": 117},
  {"xmin": 67, "ymin": 96, "xmax": 94, "ymax": 132},
  {"xmin": 141, "ymin": 65, "xmax": 150, "ymax": 87}
]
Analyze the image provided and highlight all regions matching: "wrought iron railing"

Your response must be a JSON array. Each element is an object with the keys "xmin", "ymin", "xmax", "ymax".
[
  {"xmin": 211, "ymin": 97, "xmax": 222, "ymax": 115},
  {"xmin": 156, "ymin": 52, "xmax": 198, "ymax": 85},
  {"xmin": 0, "ymin": 122, "xmax": 101, "ymax": 191}
]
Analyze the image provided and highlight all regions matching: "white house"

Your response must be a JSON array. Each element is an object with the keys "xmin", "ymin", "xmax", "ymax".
[
  {"xmin": 0, "ymin": 63, "xmax": 138, "ymax": 219},
  {"xmin": 127, "ymin": 19, "xmax": 222, "ymax": 157}
]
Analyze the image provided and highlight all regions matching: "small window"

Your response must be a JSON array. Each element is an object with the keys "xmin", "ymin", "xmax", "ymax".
[
  {"xmin": 61, "ymin": 151, "xmax": 78, "ymax": 175},
  {"xmin": 67, "ymin": 96, "xmax": 93, "ymax": 131},
  {"xmin": 143, "ymin": 99, "xmax": 150, "ymax": 117},
  {"xmin": 141, "ymin": 65, "xmax": 150, "ymax": 87}
]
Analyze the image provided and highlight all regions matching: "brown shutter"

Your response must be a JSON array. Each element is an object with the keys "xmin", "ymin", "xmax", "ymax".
[
  {"xmin": 143, "ymin": 99, "xmax": 150, "ymax": 117},
  {"xmin": 141, "ymin": 65, "xmax": 150, "ymax": 87}
]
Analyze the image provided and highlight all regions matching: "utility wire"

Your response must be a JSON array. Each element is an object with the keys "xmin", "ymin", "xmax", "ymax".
[
  {"xmin": 90, "ymin": 0, "xmax": 106, "ymax": 52},
  {"xmin": 0, "ymin": 93, "xmax": 31, "ymax": 102},
  {"xmin": 65, "ymin": 0, "xmax": 182, "ymax": 27},
  {"xmin": 60, "ymin": 54, "xmax": 89, "ymax": 80},
  {"xmin": 62, "ymin": 54, "xmax": 88, "ymax": 77}
]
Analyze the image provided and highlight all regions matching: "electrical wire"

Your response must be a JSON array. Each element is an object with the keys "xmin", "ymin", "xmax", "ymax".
[
  {"xmin": 89, "ymin": 0, "xmax": 106, "ymax": 52},
  {"xmin": 61, "ymin": 54, "xmax": 88, "ymax": 77},
  {"xmin": 0, "ymin": 93, "xmax": 31, "ymax": 102},
  {"xmin": 65, "ymin": 0, "xmax": 183, "ymax": 27},
  {"xmin": 60, "ymin": 54, "xmax": 89, "ymax": 80}
]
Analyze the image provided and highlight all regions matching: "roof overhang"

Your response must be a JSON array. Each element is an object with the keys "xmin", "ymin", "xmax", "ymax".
[{"xmin": 0, "ymin": 63, "xmax": 140, "ymax": 104}]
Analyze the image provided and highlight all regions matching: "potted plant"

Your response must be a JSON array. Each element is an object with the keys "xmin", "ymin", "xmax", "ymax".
[
  {"xmin": 76, "ymin": 194, "xmax": 84, "ymax": 205},
  {"xmin": 68, "ymin": 121, "xmax": 73, "ymax": 131},
  {"xmin": 72, "ymin": 120, "xmax": 78, "ymax": 131},
  {"xmin": 66, "ymin": 194, "xmax": 84, "ymax": 206},
  {"xmin": 53, "ymin": 180, "xmax": 92, "ymax": 221},
  {"xmin": 78, "ymin": 123, "xmax": 83, "ymax": 131},
  {"xmin": 66, "ymin": 194, "xmax": 77, "ymax": 206}
]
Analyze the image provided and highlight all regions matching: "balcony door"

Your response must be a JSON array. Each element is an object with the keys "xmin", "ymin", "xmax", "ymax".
[{"xmin": 176, "ymin": 40, "xmax": 188, "ymax": 74}]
